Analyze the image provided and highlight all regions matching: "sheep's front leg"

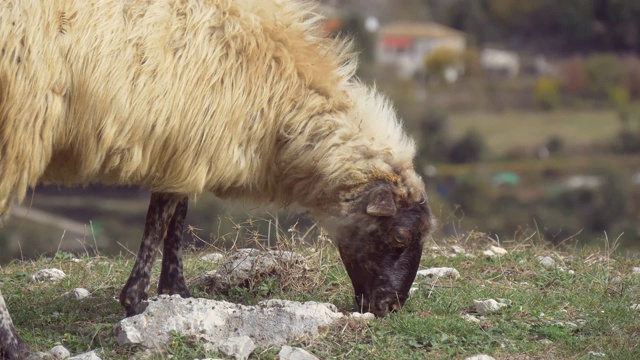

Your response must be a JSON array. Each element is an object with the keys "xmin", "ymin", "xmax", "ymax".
[
  {"xmin": 0, "ymin": 290, "xmax": 30, "ymax": 360},
  {"xmin": 119, "ymin": 192, "xmax": 181, "ymax": 317},
  {"xmin": 158, "ymin": 196, "xmax": 191, "ymax": 298}
]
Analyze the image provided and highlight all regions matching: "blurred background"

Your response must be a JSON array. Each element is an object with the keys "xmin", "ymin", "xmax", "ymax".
[{"xmin": 2, "ymin": 0, "xmax": 640, "ymax": 263}]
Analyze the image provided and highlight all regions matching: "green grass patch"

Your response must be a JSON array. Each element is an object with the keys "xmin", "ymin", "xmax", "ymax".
[{"xmin": 1, "ymin": 236, "xmax": 640, "ymax": 359}]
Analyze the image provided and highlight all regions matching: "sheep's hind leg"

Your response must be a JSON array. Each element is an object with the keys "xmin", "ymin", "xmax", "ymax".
[
  {"xmin": 0, "ymin": 290, "xmax": 30, "ymax": 360},
  {"xmin": 157, "ymin": 196, "xmax": 191, "ymax": 298},
  {"xmin": 119, "ymin": 192, "xmax": 181, "ymax": 317}
]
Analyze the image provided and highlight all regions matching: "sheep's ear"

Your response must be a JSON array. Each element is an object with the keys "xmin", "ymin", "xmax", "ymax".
[{"xmin": 366, "ymin": 187, "xmax": 397, "ymax": 217}]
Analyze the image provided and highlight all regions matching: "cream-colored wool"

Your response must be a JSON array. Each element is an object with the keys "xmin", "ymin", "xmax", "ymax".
[{"xmin": 0, "ymin": 0, "xmax": 423, "ymax": 217}]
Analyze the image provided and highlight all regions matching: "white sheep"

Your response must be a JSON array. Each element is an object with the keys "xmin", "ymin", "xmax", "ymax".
[{"xmin": 0, "ymin": 0, "xmax": 434, "ymax": 357}]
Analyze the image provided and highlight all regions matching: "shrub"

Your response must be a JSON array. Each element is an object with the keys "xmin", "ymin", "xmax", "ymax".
[
  {"xmin": 560, "ymin": 57, "xmax": 588, "ymax": 94},
  {"xmin": 449, "ymin": 175, "xmax": 491, "ymax": 217},
  {"xmin": 425, "ymin": 48, "xmax": 461, "ymax": 82},
  {"xmin": 417, "ymin": 110, "xmax": 450, "ymax": 162},
  {"xmin": 622, "ymin": 56, "xmax": 640, "ymax": 99},
  {"xmin": 448, "ymin": 129, "xmax": 486, "ymax": 163},
  {"xmin": 584, "ymin": 53, "xmax": 622, "ymax": 96},
  {"xmin": 607, "ymin": 86, "xmax": 630, "ymax": 121},
  {"xmin": 534, "ymin": 76, "xmax": 561, "ymax": 110}
]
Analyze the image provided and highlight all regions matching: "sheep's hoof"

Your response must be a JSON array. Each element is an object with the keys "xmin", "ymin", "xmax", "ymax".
[{"xmin": 123, "ymin": 300, "xmax": 148, "ymax": 317}]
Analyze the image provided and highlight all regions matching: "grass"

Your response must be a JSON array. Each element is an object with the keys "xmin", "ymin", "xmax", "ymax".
[
  {"xmin": 1, "ymin": 225, "xmax": 640, "ymax": 359},
  {"xmin": 448, "ymin": 109, "xmax": 622, "ymax": 155}
]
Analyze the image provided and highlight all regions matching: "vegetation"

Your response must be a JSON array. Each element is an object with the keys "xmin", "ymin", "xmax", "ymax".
[{"xmin": 2, "ymin": 224, "xmax": 640, "ymax": 359}]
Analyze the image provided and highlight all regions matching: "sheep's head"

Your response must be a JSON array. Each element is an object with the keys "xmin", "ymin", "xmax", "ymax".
[{"xmin": 322, "ymin": 177, "xmax": 434, "ymax": 317}]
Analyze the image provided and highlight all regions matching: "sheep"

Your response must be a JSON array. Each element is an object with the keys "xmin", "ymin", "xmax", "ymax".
[{"xmin": 0, "ymin": 0, "xmax": 434, "ymax": 357}]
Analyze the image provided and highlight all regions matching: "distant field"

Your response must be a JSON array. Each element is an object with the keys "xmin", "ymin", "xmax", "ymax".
[{"xmin": 448, "ymin": 109, "xmax": 622, "ymax": 155}]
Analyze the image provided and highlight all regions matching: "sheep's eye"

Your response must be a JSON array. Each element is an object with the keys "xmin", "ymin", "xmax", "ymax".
[{"xmin": 394, "ymin": 233, "xmax": 410, "ymax": 244}]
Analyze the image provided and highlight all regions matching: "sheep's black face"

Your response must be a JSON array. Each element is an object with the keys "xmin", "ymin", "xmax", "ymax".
[{"xmin": 331, "ymin": 182, "xmax": 433, "ymax": 317}]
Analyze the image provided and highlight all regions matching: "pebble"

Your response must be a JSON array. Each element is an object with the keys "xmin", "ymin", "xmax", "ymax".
[
  {"xmin": 489, "ymin": 246, "xmax": 508, "ymax": 256},
  {"xmin": 30, "ymin": 269, "xmax": 66, "ymax": 282},
  {"xmin": 73, "ymin": 288, "xmax": 90, "ymax": 300},
  {"xmin": 416, "ymin": 267, "xmax": 460, "ymax": 280},
  {"xmin": 474, "ymin": 298, "xmax": 511, "ymax": 315},
  {"xmin": 538, "ymin": 256, "xmax": 556, "ymax": 268}
]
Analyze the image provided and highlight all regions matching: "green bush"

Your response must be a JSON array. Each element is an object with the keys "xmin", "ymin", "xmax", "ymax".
[
  {"xmin": 425, "ymin": 48, "xmax": 460, "ymax": 82},
  {"xmin": 607, "ymin": 86, "xmax": 630, "ymax": 121},
  {"xmin": 584, "ymin": 54, "xmax": 622, "ymax": 96},
  {"xmin": 448, "ymin": 129, "xmax": 486, "ymax": 164},
  {"xmin": 534, "ymin": 76, "xmax": 561, "ymax": 110}
]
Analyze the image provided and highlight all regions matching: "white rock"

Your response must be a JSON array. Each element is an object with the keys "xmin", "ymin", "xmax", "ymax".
[
  {"xmin": 482, "ymin": 250, "xmax": 496, "ymax": 257},
  {"xmin": 195, "ymin": 249, "xmax": 307, "ymax": 293},
  {"xmin": 464, "ymin": 355, "xmax": 495, "ymax": 360},
  {"xmin": 48, "ymin": 345, "xmax": 70, "ymax": 359},
  {"xmin": 116, "ymin": 296, "xmax": 343, "ymax": 353},
  {"xmin": 416, "ymin": 267, "xmax": 460, "ymax": 280},
  {"xmin": 72, "ymin": 288, "xmax": 90, "ymax": 300},
  {"xmin": 630, "ymin": 304, "xmax": 640, "ymax": 310},
  {"xmin": 538, "ymin": 256, "xmax": 556, "ymax": 268},
  {"xmin": 278, "ymin": 346, "xmax": 319, "ymax": 360},
  {"xmin": 30, "ymin": 269, "xmax": 66, "ymax": 282},
  {"xmin": 474, "ymin": 299, "xmax": 510, "ymax": 315},
  {"xmin": 68, "ymin": 351, "xmax": 101, "ymax": 360},
  {"xmin": 218, "ymin": 336, "xmax": 255, "ymax": 360},
  {"xmin": 350, "ymin": 312, "xmax": 375, "ymax": 321},
  {"xmin": 409, "ymin": 287, "xmax": 419, "ymax": 295},
  {"xmin": 200, "ymin": 253, "xmax": 225, "ymax": 263},
  {"xmin": 489, "ymin": 246, "xmax": 507, "ymax": 256},
  {"xmin": 587, "ymin": 351, "xmax": 606, "ymax": 357},
  {"xmin": 451, "ymin": 245, "xmax": 466, "ymax": 254},
  {"xmin": 632, "ymin": 267, "xmax": 640, "ymax": 275}
]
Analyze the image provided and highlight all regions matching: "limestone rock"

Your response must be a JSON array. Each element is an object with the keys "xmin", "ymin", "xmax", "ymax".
[
  {"xmin": 48, "ymin": 345, "xmax": 70, "ymax": 359},
  {"xmin": 116, "ymin": 296, "xmax": 343, "ymax": 353},
  {"xmin": 194, "ymin": 249, "xmax": 308, "ymax": 294},
  {"xmin": 279, "ymin": 346, "xmax": 319, "ymax": 360},
  {"xmin": 72, "ymin": 288, "xmax": 90, "ymax": 300},
  {"xmin": 416, "ymin": 267, "xmax": 460, "ymax": 280},
  {"xmin": 217, "ymin": 336, "xmax": 255, "ymax": 360},
  {"xmin": 68, "ymin": 351, "xmax": 101, "ymax": 360},
  {"xmin": 474, "ymin": 298, "xmax": 511, "ymax": 315},
  {"xmin": 30, "ymin": 269, "xmax": 66, "ymax": 282}
]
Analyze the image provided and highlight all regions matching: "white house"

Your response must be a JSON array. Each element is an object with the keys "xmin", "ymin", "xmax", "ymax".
[{"xmin": 376, "ymin": 21, "xmax": 466, "ymax": 79}]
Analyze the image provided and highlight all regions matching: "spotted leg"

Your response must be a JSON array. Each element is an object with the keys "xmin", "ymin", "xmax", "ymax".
[
  {"xmin": 158, "ymin": 196, "xmax": 191, "ymax": 298},
  {"xmin": 0, "ymin": 290, "xmax": 29, "ymax": 360},
  {"xmin": 119, "ymin": 192, "xmax": 182, "ymax": 317}
]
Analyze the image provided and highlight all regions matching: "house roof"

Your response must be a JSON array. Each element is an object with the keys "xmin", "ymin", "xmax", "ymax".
[{"xmin": 378, "ymin": 21, "xmax": 464, "ymax": 39}]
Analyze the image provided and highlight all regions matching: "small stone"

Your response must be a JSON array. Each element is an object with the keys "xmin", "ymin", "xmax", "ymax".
[
  {"xmin": 30, "ymin": 269, "xmax": 66, "ymax": 282},
  {"xmin": 200, "ymin": 253, "xmax": 225, "ymax": 263},
  {"xmin": 48, "ymin": 345, "xmax": 70, "ymax": 359},
  {"xmin": 72, "ymin": 288, "xmax": 90, "ymax": 300},
  {"xmin": 632, "ymin": 267, "xmax": 640, "ymax": 275},
  {"xmin": 474, "ymin": 299, "xmax": 510, "ymax": 315},
  {"xmin": 489, "ymin": 246, "xmax": 507, "ymax": 256},
  {"xmin": 68, "ymin": 351, "xmax": 101, "ymax": 360},
  {"xmin": 587, "ymin": 351, "xmax": 606, "ymax": 357},
  {"xmin": 278, "ymin": 346, "xmax": 319, "ymax": 360},
  {"xmin": 409, "ymin": 287, "xmax": 419, "ymax": 295},
  {"xmin": 416, "ymin": 267, "xmax": 460, "ymax": 280},
  {"xmin": 461, "ymin": 314, "xmax": 481, "ymax": 323},
  {"xmin": 464, "ymin": 355, "xmax": 496, "ymax": 360},
  {"xmin": 630, "ymin": 304, "xmax": 640, "ymax": 310},
  {"xmin": 451, "ymin": 245, "xmax": 466, "ymax": 254},
  {"xmin": 350, "ymin": 312, "xmax": 375, "ymax": 321},
  {"xmin": 218, "ymin": 336, "xmax": 255, "ymax": 360},
  {"xmin": 483, "ymin": 250, "xmax": 496, "ymax": 257},
  {"xmin": 538, "ymin": 256, "xmax": 556, "ymax": 268},
  {"xmin": 540, "ymin": 339, "xmax": 553, "ymax": 345}
]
